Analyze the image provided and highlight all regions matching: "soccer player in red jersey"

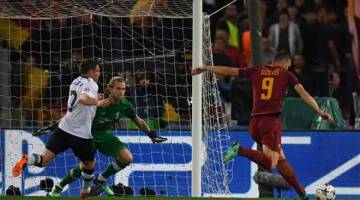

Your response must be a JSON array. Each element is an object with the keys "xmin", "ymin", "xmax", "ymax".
[{"xmin": 192, "ymin": 53, "xmax": 333, "ymax": 199}]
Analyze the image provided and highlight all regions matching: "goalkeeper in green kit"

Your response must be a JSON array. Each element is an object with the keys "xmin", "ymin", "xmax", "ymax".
[{"xmin": 33, "ymin": 76, "xmax": 167, "ymax": 197}]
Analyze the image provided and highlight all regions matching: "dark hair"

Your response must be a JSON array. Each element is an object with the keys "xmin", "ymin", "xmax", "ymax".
[
  {"xmin": 79, "ymin": 60, "xmax": 99, "ymax": 74},
  {"xmin": 274, "ymin": 53, "xmax": 291, "ymax": 62}
]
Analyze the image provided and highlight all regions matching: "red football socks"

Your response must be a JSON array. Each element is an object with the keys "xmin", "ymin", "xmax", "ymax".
[
  {"xmin": 277, "ymin": 159, "xmax": 305, "ymax": 196},
  {"xmin": 238, "ymin": 146, "xmax": 272, "ymax": 171}
]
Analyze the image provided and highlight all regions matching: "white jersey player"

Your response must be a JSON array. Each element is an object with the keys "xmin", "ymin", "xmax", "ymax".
[
  {"xmin": 12, "ymin": 60, "xmax": 111, "ymax": 197},
  {"xmin": 59, "ymin": 75, "xmax": 98, "ymax": 139}
]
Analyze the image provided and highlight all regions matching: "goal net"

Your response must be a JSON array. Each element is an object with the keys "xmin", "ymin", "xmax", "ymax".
[{"xmin": 0, "ymin": 0, "xmax": 232, "ymax": 196}]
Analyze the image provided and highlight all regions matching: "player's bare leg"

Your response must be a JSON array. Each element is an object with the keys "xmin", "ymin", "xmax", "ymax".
[
  {"xmin": 262, "ymin": 145, "xmax": 280, "ymax": 170},
  {"xmin": 94, "ymin": 149, "xmax": 132, "ymax": 196},
  {"xmin": 12, "ymin": 149, "xmax": 55, "ymax": 177},
  {"xmin": 99, "ymin": 148, "xmax": 132, "ymax": 180},
  {"xmin": 276, "ymin": 148, "xmax": 307, "ymax": 199},
  {"xmin": 116, "ymin": 148, "xmax": 133, "ymax": 163}
]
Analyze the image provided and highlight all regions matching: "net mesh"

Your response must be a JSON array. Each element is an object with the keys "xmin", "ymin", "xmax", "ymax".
[
  {"xmin": 0, "ymin": 0, "xmax": 232, "ymax": 197},
  {"xmin": 0, "ymin": 0, "xmax": 193, "ymax": 19}
]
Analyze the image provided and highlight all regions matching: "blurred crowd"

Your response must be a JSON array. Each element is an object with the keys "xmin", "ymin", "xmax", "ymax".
[
  {"xmin": 0, "ymin": 0, "xmax": 193, "ymax": 128},
  {"xmin": 204, "ymin": 0, "xmax": 354, "ymax": 126}
]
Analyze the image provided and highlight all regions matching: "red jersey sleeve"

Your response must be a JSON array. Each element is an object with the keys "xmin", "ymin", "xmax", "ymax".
[
  {"xmin": 238, "ymin": 67, "xmax": 255, "ymax": 77},
  {"xmin": 288, "ymin": 71, "xmax": 300, "ymax": 86}
]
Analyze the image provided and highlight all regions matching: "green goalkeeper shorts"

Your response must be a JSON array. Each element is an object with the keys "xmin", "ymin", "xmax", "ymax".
[{"xmin": 92, "ymin": 130, "xmax": 127, "ymax": 157}]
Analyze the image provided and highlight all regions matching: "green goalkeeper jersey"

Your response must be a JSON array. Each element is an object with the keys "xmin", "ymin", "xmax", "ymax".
[{"xmin": 92, "ymin": 97, "xmax": 136, "ymax": 140}]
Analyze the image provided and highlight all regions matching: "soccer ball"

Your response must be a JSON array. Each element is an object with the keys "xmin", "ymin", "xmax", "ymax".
[{"xmin": 315, "ymin": 183, "xmax": 336, "ymax": 200}]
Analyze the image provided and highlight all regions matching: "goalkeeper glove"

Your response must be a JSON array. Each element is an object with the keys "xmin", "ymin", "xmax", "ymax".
[
  {"xmin": 147, "ymin": 131, "xmax": 167, "ymax": 143},
  {"xmin": 32, "ymin": 121, "xmax": 59, "ymax": 137}
]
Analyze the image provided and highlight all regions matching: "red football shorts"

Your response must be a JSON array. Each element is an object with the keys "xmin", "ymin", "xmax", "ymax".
[{"xmin": 249, "ymin": 114, "xmax": 282, "ymax": 153}]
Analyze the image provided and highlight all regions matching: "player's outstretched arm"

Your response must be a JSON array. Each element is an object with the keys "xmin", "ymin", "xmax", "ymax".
[
  {"xmin": 133, "ymin": 116, "xmax": 167, "ymax": 143},
  {"xmin": 294, "ymin": 84, "xmax": 333, "ymax": 122},
  {"xmin": 32, "ymin": 120, "xmax": 59, "ymax": 136},
  {"xmin": 79, "ymin": 94, "xmax": 111, "ymax": 107},
  {"xmin": 79, "ymin": 93, "xmax": 98, "ymax": 106},
  {"xmin": 191, "ymin": 65, "xmax": 239, "ymax": 76}
]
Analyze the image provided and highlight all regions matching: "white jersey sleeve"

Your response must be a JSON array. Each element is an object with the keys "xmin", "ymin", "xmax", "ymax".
[
  {"xmin": 59, "ymin": 76, "xmax": 98, "ymax": 139},
  {"xmin": 79, "ymin": 81, "xmax": 97, "ymax": 99}
]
